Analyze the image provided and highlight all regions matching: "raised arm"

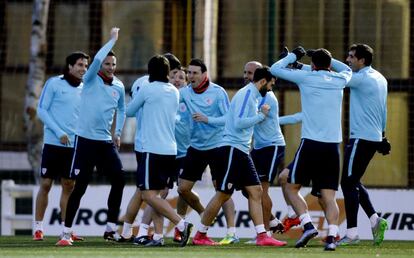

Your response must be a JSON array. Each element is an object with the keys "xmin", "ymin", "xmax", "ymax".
[{"xmin": 83, "ymin": 27, "xmax": 119, "ymax": 84}]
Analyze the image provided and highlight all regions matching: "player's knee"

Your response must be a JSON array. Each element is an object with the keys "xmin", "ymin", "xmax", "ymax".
[
  {"xmin": 247, "ymin": 186, "xmax": 263, "ymax": 201},
  {"xmin": 160, "ymin": 188, "xmax": 169, "ymax": 199},
  {"xmin": 177, "ymin": 185, "xmax": 191, "ymax": 196},
  {"xmin": 278, "ymin": 169, "xmax": 289, "ymax": 185},
  {"xmin": 61, "ymin": 179, "xmax": 75, "ymax": 191}
]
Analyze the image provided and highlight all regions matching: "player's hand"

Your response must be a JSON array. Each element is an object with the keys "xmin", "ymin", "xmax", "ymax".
[
  {"xmin": 60, "ymin": 134, "xmax": 70, "ymax": 146},
  {"xmin": 292, "ymin": 46, "xmax": 306, "ymax": 61},
  {"xmin": 113, "ymin": 135, "xmax": 121, "ymax": 149},
  {"xmin": 306, "ymin": 49, "xmax": 316, "ymax": 57},
  {"xmin": 110, "ymin": 27, "xmax": 120, "ymax": 41},
  {"xmin": 377, "ymin": 137, "xmax": 391, "ymax": 155},
  {"xmin": 260, "ymin": 104, "xmax": 271, "ymax": 116},
  {"xmin": 278, "ymin": 46, "xmax": 289, "ymax": 59},
  {"xmin": 291, "ymin": 62, "xmax": 303, "ymax": 69},
  {"xmin": 192, "ymin": 112, "xmax": 208, "ymax": 123}
]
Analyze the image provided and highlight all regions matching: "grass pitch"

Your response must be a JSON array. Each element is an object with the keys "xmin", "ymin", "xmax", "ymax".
[{"xmin": 1, "ymin": 236, "xmax": 413, "ymax": 258}]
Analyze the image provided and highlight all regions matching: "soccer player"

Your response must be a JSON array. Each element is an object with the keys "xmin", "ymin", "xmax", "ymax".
[
  {"xmin": 270, "ymin": 47, "xmax": 352, "ymax": 251},
  {"xmin": 57, "ymin": 27, "xmax": 126, "ymax": 246},
  {"xmin": 177, "ymin": 59, "xmax": 239, "ymax": 244},
  {"xmin": 119, "ymin": 54, "xmax": 188, "ymax": 246},
  {"xmin": 126, "ymin": 55, "xmax": 193, "ymax": 247},
  {"xmin": 251, "ymin": 78, "xmax": 286, "ymax": 235},
  {"xmin": 192, "ymin": 67, "xmax": 287, "ymax": 247},
  {"xmin": 337, "ymin": 44, "xmax": 390, "ymax": 246},
  {"xmin": 242, "ymin": 61, "xmax": 285, "ymax": 245},
  {"xmin": 34, "ymin": 51, "xmax": 89, "ymax": 241}
]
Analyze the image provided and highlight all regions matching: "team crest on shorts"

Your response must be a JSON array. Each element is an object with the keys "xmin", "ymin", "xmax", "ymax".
[
  {"xmin": 41, "ymin": 168, "xmax": 47, "ymax": 175},
  {"xmin": 74, "ymin": 169, "xmax": 80, "ymax": 176},
  {"xmin": 227, "ymin": 183, "xmax": 233, "ymax": 189}
]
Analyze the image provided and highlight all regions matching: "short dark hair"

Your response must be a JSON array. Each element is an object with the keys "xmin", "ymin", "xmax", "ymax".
[
  {"xmin": 163, "ymin": 53, "xmax": 181, "ymax": 70},
  {"xmin": 148, "ymin": 55, "xmax": 170, "ymax": 83},
  {"xmin": 312, "ymin": 48, "xmax": 332, "ymax": 70},
  {"xmin": 253, "ymin": 66, "xmax": 273, "ymax": 82},
  {"xmin": 349, "ymin": 43, "xmax": 373, "ymax": 66},
  {"xmin": 107, "ymin": 50, "xmax": 116, "ymax": 57},
  {"xmin": 189, "ymin": 58, "xmax": 207, "ymax": 73},
  {"xmin": 65, "ymin": 51, "xmax": 89, "ymax": 70}
]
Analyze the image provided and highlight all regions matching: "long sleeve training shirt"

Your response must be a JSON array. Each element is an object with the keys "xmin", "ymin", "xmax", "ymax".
[
  {"xmin": 253, "ymin": 91, "xmax": 285, "ymax": 149},
  {"xmin": 126, "ymin": 81, "xmax": 179, "ymax": 155},
  {"xmin": 347, "ymin": 66, "xmax": 387, "ymax": 141},
  {"xmin": 130, "ymin": 75, "xmax": 149, "ymax": 152},
  {"xmin": 179, "ymin": 82, "xmax": 229, "ymax": 150},
  {"xmin": 222, "ymin": 83, "xmax": 266, "ymax": 153},
  {"xmin": 37, "ymin": 76, "xmax": 82, "ymax": 147},
  {"xmin": 270, "ymin": 53, "xmax": 352, "ymax": 143},
  {"xmin": 76, "ymin": 38, "xmax": 126, "ymax": 141}
]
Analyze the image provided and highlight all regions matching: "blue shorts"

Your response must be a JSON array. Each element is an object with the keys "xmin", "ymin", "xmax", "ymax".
[
  {"xmin": 288, "ymin": 139, "xmax": 340, "ymax": 195},
  {"xmin": 40, "ymin": 144, "xmax": 74, "ymax": 179},
  {"xmin": 179, "ymin": 146, "xmax": 221, "ymax": 182},
  {"xmin": 70, "ymin": 136, "xmax": 124, "ymax": 180},
  {"xmin": 251, "ymin": 145, "xmax": 285, "ymax": 183},
  {"xmin": 215, "ymin": 146, "xmax": 261, "ymax": 194},
  {"xmin": 137, "ymin": 152, "xmax": 176, "ymax": 190}
]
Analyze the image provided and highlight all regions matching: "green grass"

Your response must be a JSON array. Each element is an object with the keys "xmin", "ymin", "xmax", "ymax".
[{"xmin": 1, "ymin": 236, "xmax": 413, "ymax": 258}]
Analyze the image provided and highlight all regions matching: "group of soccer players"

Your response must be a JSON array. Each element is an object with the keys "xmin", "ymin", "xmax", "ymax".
[{"xmin": 33, "ymin": 27, "xmax": 390, "ymax": 251}]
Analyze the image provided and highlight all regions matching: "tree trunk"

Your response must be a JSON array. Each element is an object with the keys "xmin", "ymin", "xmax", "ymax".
[{"xmin": 24, "ymin": 0, "xmax": 50, "ymax": 183}]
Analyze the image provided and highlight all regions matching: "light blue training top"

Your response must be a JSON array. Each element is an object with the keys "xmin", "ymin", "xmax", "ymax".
[
  {"xmin": 279, "ymin": 112, "xmax": 303, "ymax": 125},
  {"xmin": 179, "ymin": 82, "xmax": 230, "ymax": 150},
  {"xmin": 270, "ymin": 53, "xmax": 352, "ymax": 143},
  {"xmin": 175, "ymin": 92, "xmax": 192, "ymax": 158},
  {"xmin": 126, "ymin": 80, "xmax": 179, "ymax": 155},
  {"xmin": 37, "ymin": 76, "xmax": 82, "ymax": 147},
  {"xmin": 347, "ymin": 66, "xmax": 387, "ymax": 142},
  {"xmin": 76, "ymin": 38, "xmax": 126, "ymax": 140},
  {"xmin": 130, "ymin": 75, "xmax": 149, "ymax": 152},
  {"xmin": 253, "ymin": 91, "xmax": 286, "ymax": 149},
  {"xmin": 222, "ymin": 82, "xmax": 266, "ymax": 154}
]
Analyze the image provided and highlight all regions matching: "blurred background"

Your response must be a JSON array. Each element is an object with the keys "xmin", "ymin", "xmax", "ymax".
[{"xmin": 0, "ymin": 0, "xmax": 412, "ymax": 191}]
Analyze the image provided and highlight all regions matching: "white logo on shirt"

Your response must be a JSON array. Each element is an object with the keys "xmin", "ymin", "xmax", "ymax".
[
  {"xmin": 227, "ymin": 183, "xmax": 233, "ymax": 189},
  {"xmin": 74, "ymin": 169, "xmax": 80, "ymax": 176},
  {"xmin": 323, "ymin": 75, "xmax": 332, "ymax": 81},
  {"xmin": 41, "ymin": 168, "xmax": 47, "ymax": 175}
]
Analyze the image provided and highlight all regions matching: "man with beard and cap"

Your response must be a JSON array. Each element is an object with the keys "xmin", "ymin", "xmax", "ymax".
[
  {"xmin": 34, "ymin": 51, "xmax": 89, "ymax": 242},
  {"xmin": 192, "ymin": 66, "xmax": 287, "ymax": 247}
]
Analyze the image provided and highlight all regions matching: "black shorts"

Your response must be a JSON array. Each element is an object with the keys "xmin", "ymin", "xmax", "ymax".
[
  {"xmin": 40, "ymin": 144, "xmax": 74, "ymax": 179},
  {"xmin": 287, "ymin": 139, "xmax": 340, "ymax": 196},
  {"xmin": 215, "ymin": 146, "xmax": 261, "ymax": 194},
  {"xmin": 179, "ymin": 146, "xmax": 221, "ymax": 182},
  {"xmin": 341, "ymin": 138, "xmax": 377, "ymax": 184},
  {"xmin": 137, "ymin": 152, "xmax": 176, "ymax": 190},
  {"xmin": 168, "ymin": 157, "xmax": 185, "ymax": 188},
  {"xmin": 70, "ymin": 136, "xmax": 124, "ymax": 180},
  {"xmin": 251, "ymin": 145, "xmax": 285, "ymax": 183}
]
